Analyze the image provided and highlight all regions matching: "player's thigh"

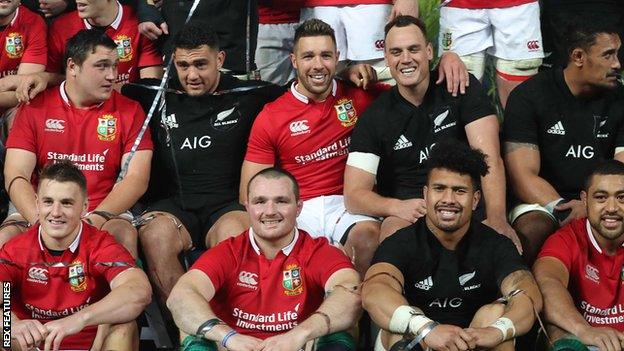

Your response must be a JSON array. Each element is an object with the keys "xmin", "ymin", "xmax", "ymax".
[
  {"xmin": 380, "ymin": 216, "xmax": 412, "ymax": 242},
  {"xmin": 139, "ymin": 210, "xmax": 193, "ymax": 254},
  {"xmin": 341, "ymin": 4, "xmax": 390, "ymax": 61},
  {"xmin": 206, "ymin": 203, "xmax": 249, "ymax": 247},
  {"xmin": 438, "ymin": 7, "xmax": 491, "ymax": 57},
  {"xmin": 488, "ymin": 3, "xmax": 544, "ymax": 61}
]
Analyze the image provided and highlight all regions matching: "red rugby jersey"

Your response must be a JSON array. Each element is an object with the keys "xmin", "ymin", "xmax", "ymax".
[{"xmin": 0, "ymin": 6, "xmax": 47, "ymax": 77}]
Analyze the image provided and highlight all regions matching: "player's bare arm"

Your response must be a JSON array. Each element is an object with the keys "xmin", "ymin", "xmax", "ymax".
[
  {"xmin": 533, "ymin": 257, "xmax": 624, "ymax": 349},
  {"xmin": 43, "ymin": 268, "xmax": 151, "ymax": 351},
  {"xmin": 239, "ymin": 161, "xmax": 273, "ymax": 204},
  {"xmin": 4, "ymin": 149, "xmax": 38, "ymax": 224},
  {"xmin": 261, "ymin": 268, "xmax": 361, "ymax": 351},
  {"xmin": 167, "ymin": 270, "xmax": 262, "ymax": 351}
]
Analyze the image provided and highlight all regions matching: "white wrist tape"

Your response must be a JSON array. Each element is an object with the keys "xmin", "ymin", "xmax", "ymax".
[
  {"xmin": 490, "ymin": 317, "xmax": 516, "ymax": 341},
  {"xmin": 388, "ymin": 306, "xmax": 430, "ymax": 334}
]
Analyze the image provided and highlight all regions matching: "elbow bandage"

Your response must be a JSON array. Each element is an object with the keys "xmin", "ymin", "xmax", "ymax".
[
  {"xmin": 490, "ymin": 317, "xmax": 516, "ymax": 341},
  {"xmin": 388, "ymin": 305, "xmax": 433, "ymax": 335}
]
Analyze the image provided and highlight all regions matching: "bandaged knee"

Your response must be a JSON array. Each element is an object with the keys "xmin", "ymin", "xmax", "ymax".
[
  {"xmin": 495, "ymin": 57, "xmax": 542, "ymax": 82},
  {"xmin": 459, "ymin": 53, "xmax": 486, "ymax": 81}
]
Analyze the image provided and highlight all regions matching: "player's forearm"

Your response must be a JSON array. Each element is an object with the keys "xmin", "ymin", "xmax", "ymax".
[
  {"xmin": 5, "ymin": 176, "xmax": 37, "ymax": 224},
  {"xmin": 0, "ymin": 92, "xmax": 19, "ymax": 108},
  {"xmin": 167, "ymin": 284, "xmax": 227, "ymax": 339},
  {"xmin": 362, "ymin": 280, "xmax": 412, "ymax": 329},
  {"xmin": 345, "ymin": 187, "xmax": 400, "ymax": 217},
  {"xmin": 508, "ymin": 170, "xmax": 561, "ymax": 206},
  {"xmin": 76, "ymin": 271, "xmax": 151, "ymax": 326},
  {"xmin": 94, "ymin": 175, "xmax": 148, "ymax": 214},
  {"xmin": 537, "ymin": 277, "xmax": 588, "ymax": 335},
  {"xmin": 481, "ymin": 156, "xmax": 508, "ymax": 220}
]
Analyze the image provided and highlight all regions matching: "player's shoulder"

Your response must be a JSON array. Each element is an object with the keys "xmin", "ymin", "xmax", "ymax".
[
  {"xmin": 119, "ymin": 5, "xmax": 140, "ymax": 27},
  {"xmin": 109, "ymin": 90, "xmax": 142, "ymax": 111},
  {"xmin": 51, "ymin": 10, "xmax": 80, "ymax": 30},
  {"xmin": 549, "ymin": 218, "xmax": 586, "ymax": 246},
  {"xmin": 2, "ymin": 226, "xmax": 38, "ymax": 252},
  {"xmin": 16, "ymin": 6, "xmax": 45, "ymax": 25}
]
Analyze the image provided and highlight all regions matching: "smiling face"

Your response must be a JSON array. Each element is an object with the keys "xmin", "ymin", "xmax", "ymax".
[
  {"xmin": 424, "ymin": 168, "xmax": 480, "ymax": 237},
  {"xmin": 582, "ymin": 174, "xmax": 624, "ymax": 245},
  {"xmin": 246, "ymin": 175, "xmax": 303, "ymax": 249},
  {"xmin": 0, "ymin": 0, "xmax": 19, "ymax": 24},
  {"xmin": 384, "ymin": 23, "xmax": 433, "ymax": 90},
  {"xmin": 174, "ymin": 45, "xmax": 224, "ymax": 96},
  {"xmin": 37, "ymin": 179, "xmax": 87, "ymax": 250},
  {"xmin": 290, "ymin": 35, "xmax": 338, "ymax": 101}
]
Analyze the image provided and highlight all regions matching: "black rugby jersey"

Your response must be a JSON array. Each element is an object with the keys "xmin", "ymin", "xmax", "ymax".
[
  {"xmin": 503, "ymin": 68, "xmax": 624, "ymax": 200},
  {"xmin": 372, "ymin": 219, "xmax": 526, "ymax": 327},
  {"xmin": 349, "ymin": 72, "xmax": 494, "ymax": 199}
]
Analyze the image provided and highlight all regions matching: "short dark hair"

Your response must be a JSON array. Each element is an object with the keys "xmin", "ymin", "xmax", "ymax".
[
  {"xmin": 63, "ymin": 29, "xmax": 117, "ymax": 72},
  {"xmin": 562, "ymin": 16, "xmax": 620, "ymax": 63},
  {"xmin": 384, "ymin": 15, "xmax": 428, "ymax": 41},
  {"xmin": 426, "ymin": 139, "xmax": 489, "ymax": 190},
  {"xmin": 39, "ymin": 161, "xmax": 87, "ymax": 197},
  {"xmin": 294, "ymin": 19, "xmax": 336, "ymax": 50},
  {"xmin": 247, "ymin": 168, "xmax": 300, "ymax": 202},
  {"xmin": 173, "ymin": 22, "xmax": 220, "ymax": 51},
  {"xmin": 584, "ymin": 159, "xmax": 624, "ymax": 191}
]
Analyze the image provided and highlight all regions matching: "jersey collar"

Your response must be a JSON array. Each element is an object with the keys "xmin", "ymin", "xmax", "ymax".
[
  {"xmin": 249, "ymin": 227, "xmax": 299, "ymax": 256},
  {"xmin": 290, "ymin": 80, "xmax": 337, "ymax": 104},
  {"xmin": 8, "ymin": 7, "xmax": 18, "ymax": 27},
  {"xmin": 586, "ymin": 218, "xmax": 624, "ymax": 254},
  {"xmin": 83, "ymin": 1, "xmax": 123, "ymax": 30},
  {"xmin": 38, "ymin": 222, "xmax": 83, "ymax": 253},
  {"xmin": 60, "ymin": 81, "xmax": 105, "ymax": 109}
]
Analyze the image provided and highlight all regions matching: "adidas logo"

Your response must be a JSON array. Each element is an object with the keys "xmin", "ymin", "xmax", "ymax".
[
  {"xmin": 393, "ymin": 135, "xmax": 413, "ymax": 150},
  {"xmin": 415, "ymin": 276, "xmax": 433, "ymax": 290},
  {"xmin": 547, "ymin": 121, "xmax": 565, "ymax": 135}
]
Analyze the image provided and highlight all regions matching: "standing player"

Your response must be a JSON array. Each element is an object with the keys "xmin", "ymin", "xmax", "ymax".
[
  {"xmin": 0, "ymin": 161, "xmax": 151, "ymax": 351},
  {"xmin": 435, "ymin": 0, "xmax": 544, "ymax": 107},
  {"xmin": 46, "ymin": 0, "xmax": 162, "ymax": 87},
  {"xmin": 504, "ymin": 21, "xmax": 624, "ymax": 264},
  {"xmin": 167, "ymin": 168, "xmax": 361, "ymax": 351},
  {"xmin": 344, "ymin": 15, "xmax": 516, "ymax": 246},
  {"xmin": 2, "ymin": 29, "xmax": 153, "ymax": 259},
  {"xmin": 241, "ymin": 19, "xmax": 384, "ymax": 276},
  {"xmin": 362, "ymin": 140, "xmax": 542, "ymax": 351},
  {"xmin": 534, "ymin": 160, "xmax": 624, "ymax": 350},
  {"xmin": 122, "ymin": 23, "xmax": 285, "ymax": 308}
]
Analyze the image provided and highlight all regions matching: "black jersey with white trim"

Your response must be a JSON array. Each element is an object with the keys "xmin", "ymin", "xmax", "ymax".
[
  {"xmin": 349, "ymin": 72, "xmax": 494, "ymax": 199},
  {"xmin": 372, "ymin": 219, "xmax": 526, "ymax": 327},
  {"xmin": 503, "ymin": 68, "xmax": 624, "ymax": 200},
  {"xmin": 122, "ymin": 76, "xmax": 285, "ymax": 206}
]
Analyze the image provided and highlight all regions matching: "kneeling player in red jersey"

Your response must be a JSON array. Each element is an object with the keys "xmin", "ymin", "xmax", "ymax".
[
  {"xmin": 0, "ymin": 161, "xmax": 151, "ymax": 351},
  {"xmin": 167, "ymin": 168, "xmax": 361, "ymax": 351}
]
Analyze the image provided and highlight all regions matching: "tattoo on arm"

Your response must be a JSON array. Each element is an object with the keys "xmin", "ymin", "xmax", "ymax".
[{"xmin": 504, "ymin": 142, "xmax": 538, "ymax": 155}]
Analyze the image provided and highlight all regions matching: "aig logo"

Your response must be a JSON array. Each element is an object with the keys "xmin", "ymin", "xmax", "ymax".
[
  {"xmin": 290, "ymin": 120, "xmax": 310, "ymax": 136},
  {"xmin": 45, "ymin": 119, "xmax": 65, "ymax": 132},
  {"xmin": 237, "ymin": 271, "xmax": 258, "ymax": 290}
]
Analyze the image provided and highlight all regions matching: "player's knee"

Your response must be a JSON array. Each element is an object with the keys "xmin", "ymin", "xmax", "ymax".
[
  {"xmin": 380, "ymin": 216, "xmax": 411, "ymax": 242},
  {"xmin": 495, "ymin": 57, "xmax": 542, "ymax": 82},
  {"xmin": 513, "ymin": 211, "xmax": 557, "ymax": 242},
  {"xmin": 459, "ymin": 53, "xmax": 486, "ymax": 80},
  {"xmin": 104, "ymin": 321, "xmax": 139, "ymax": 349},
  {"xmin": 139, "ymin": 215, "xmax": 179, "ymax": 241},
  {"xmin": 0, "ymin": 226, "xmax": 21, "ymax": 247},
  {"xmin": 104, "ymin": 220, "xmax": 138, "ymax": 254},
  {"xmin": 348, "ymin": 221, "xmax": 380, "ymax": 252},
  {"xmin": 471, "ymin": 303, "xmax": 505, "ymax": 328}
]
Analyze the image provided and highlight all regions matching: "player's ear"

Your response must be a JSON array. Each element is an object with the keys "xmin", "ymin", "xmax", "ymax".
[
  {"xmin": 472, "ymin": 189, "xmax": 481, "ymax": 210},
  {"xmin": 216, "ymin": 50, "xmax": 225, "ymax": 70},
  {"xmin": 66, "ymin": 58, "xmax": 78, "ymax": 77},
  {"xmin": 296, "ymin": 200, "xmax": 303, "ymax": 217},
  {"xmin": 571, "ymin": 48, "xmax": 585, "ymax": 67},
  {"xmin": 580, "ymin": 190, "xmax": 588, "ymax": 206}
]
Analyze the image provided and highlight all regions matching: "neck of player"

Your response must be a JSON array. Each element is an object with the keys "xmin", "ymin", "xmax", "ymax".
[
  {"xmin": 397, "ymin": 76, "xmax": 430, "ymax": 107},
  {"xmin": 87, "ymin": 1, "xmax": 119, "ymax": 28},
  {"xmin": 254, "ymin": 229, "xmax": 296, "ymax": 260},
  {"xmin": 65, "ymin": 82, "xmax": 101, "ymax": 108},
  {"xmin": 425, "ymin": 216, "xmax": 470, "ymax": 250},
  {"xmin": 563, "ymin": 65, "xmax": 602, "ymax": 98},
  {"xmin": 0, "ymin": 10, "xmax": 16, "ymax": 27},
  {"xmin": 591, "ymin": 227, "xmax": 624, "ymax": 255}
]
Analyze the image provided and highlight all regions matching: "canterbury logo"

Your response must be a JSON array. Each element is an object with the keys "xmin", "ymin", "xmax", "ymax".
[
  {"xmin": 45, "ymin": 119, "xmax": 65, "ymax": 130},
  {"xmin": 374, "ymin": 39, "xmax": 384, "ymax": 50},
  {"xmin": 28, "ymin": 267, "xmax": 48, "ymax": 282},
  {"xmin": 526, "ymin": 40, "xmax": 540, "ymax": 51},
  {"xmin": 238, "ymin": 271, "xmax": 258, "ymax": 285},
  {"xmin": 289, "ymin": 120, "xmax": 310, "ymax": 134}
]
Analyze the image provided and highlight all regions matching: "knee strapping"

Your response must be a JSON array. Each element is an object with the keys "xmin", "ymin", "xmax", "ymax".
[
  {"xmin": 460, "ymin": 53, "xmax": 486, "ymax": 81},
  {"xmin": 495, "ymin": 57, "xmax": 542, "ymax": 81}
]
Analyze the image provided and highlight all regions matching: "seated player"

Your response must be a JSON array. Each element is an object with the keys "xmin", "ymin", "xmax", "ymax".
[
  {"xmin": 2, "ymin": 29, "xmax": 153, "ymax": 258},
  {"xmin": 0, "ymin": 161, "xmax": 151, "ymax": 351},
  {"xmin": 504, "ymin": 20, "xmax": 624, "ymax": 264},
  {"xmin": 534, "ymin": 160, "xmax": 624, "ymax": 350},
  {"xmin": 362, "ymin": 140, "xmax": 542, "ymax": 351},
  {"xmin": 167, "ymin": 168, "xmax": 361, "ymax": 351}
]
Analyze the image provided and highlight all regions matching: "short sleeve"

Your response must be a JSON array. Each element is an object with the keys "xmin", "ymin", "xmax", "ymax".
[
  {"xmin": 537, "ymin": 227, "xmax": 575, "ymax": 270},
  {"xmin": 6, "ymin": 104, "xmax": 37, "ymax": 151},
  {"xmin": 458, "ymin": 75, "xmax": 496, "ymax": 125},
  {"xmin": 0, "ymin": 247, "xmax": 20, "ymax": 283},
  {"xmin": 245, "ymin": 109, "xmax": 277, "ymax": 164},
  {"xmin": 503, "ymin": 84, "xmax": 539, "ymax": 144},
  {"xmin": 491, "ymin": 235, "xmax": 528, "ymax": 287},
  {"xmin": 137, "ymin": 33, "xmax": 163, "ymax": 68},
  {"xmin": 190, "ymin": 240, "xmax": 237, "ymax": 291},
  {"xmin": 306, "ymin": 240, "xmax": 354, "ymax": 288},
  {"xmin": 371, "ymin": 227, "xmax": 413, "ymax": 274},
  {"xmin": 123, "ymin": 101, "xmax": 153, "ymax": 154},
  {"xmin": 21, "ymin": 13, "xmax": 47, "ymax": 66},
  {"xmin": 90, "ymin": 230, "xmax": 137, "ymax": 283},
  {"xmin": 349, "ymin": 107, "xmax": 383, "ymax": 156}
]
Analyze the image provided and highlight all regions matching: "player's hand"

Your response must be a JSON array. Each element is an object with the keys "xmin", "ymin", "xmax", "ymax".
[
  {"xmin": 11, "ymin": 319, "xmax": 48, "ymax": 351},
  {"xmin": 43, "ymin": 313, "xmax": 87, "ymax": 351},
  {"xmin": 576, "ymin": 325, "xmax": 624, "ymax": 351},
  {"xmin": 223, "ymin": 332, "xmax": 262, "ymax": 351},
  {"xmin": 423, "ymin": 324, "xmax": 476, "ymax": 351},
  {"xmin": 258, "ymin": 329, "xmax": 307, "ymax": 351},
  {"xmin": 345, "ymin": 63, "xmax": 378, "ymax": 90},
  {"xmin": 388, "ymin": 0, "xmax": 419, "ymax": 21},
  {"xmin": 15, "ymin": 72, "xmax": 48, "ymax": 105},
  {"xmin": 463, "ymin": 326, "xmax": 506, "ymax": 349},
  {"xmin": 138, "ymin": 21, "xmax": 169, "ymax": 41},
  {"xmin": 436, "ymin": 52, "xmax": 470, "ymax": 97},
  {"xmin": 391, "ymin": 198, "xmax": 426, "ymax": 223},
  {"xmin": 483, "ymin": 217, "xmax": 522, "ymax": 254},
  {"xmin": 555, "ymin": 199, "xmax": 586, "ymax": 227},
  {"xmin": 39, "ymin": 0, "xmax": 68, "ymax": 17}
]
